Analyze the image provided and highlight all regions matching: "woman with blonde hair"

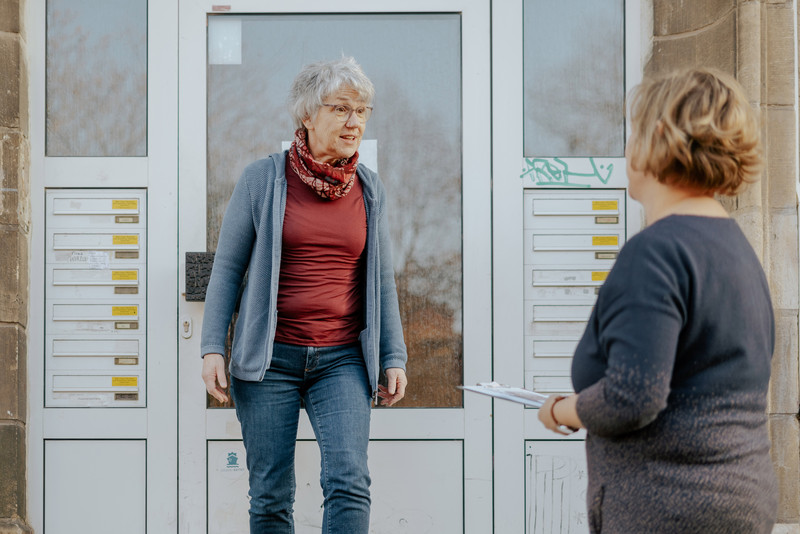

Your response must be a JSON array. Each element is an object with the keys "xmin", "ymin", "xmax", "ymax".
[{"xmin": 539, "ymin": 68, "xmax": 778, "ymax": 533}]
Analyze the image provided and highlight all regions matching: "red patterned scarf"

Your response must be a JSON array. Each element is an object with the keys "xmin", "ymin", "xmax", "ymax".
[{"xmin": 288, "ymin": 128, "xmax": 359, "ymax": 200}]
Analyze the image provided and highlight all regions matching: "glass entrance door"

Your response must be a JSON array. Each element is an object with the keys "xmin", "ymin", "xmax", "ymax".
[{"xmin": 178, "ymin": 2, "xmax": 492, "ymax": 532}]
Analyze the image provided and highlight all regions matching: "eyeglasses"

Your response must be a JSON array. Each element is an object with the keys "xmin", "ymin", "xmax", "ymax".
[{"xmin": 321, "ymin": 103, "xmax": 373, "ymax": 123}]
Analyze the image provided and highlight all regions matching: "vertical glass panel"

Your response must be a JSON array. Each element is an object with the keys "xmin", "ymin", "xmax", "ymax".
[
  {"xmin": 523, "ymin": 0, "xmax": 624, "ymax": 156},
  {"xmin": 206, "ymin": 14, "xmax": 463, "ymax": 408},
  {"xmin": 46, "ymin": 0, "xmax": 147, "ymax": 156}
]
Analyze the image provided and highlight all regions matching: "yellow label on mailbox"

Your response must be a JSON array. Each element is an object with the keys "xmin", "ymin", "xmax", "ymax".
[
  {"xmin": 112, "ymin": 235, "xmax": 139, "ymax": 245},
  {"xmin": 591, "ymin": 271, "xmax": 609, "ymax": 281},
  {"xmin": 112, "ymin": 199, "xmax": 138, "ymax": 210},
  {"xmin": 112, "ymin": 270, "xmax": 138, "ymax": 281},
  {"xmin": 592, "ymin": 200, "xmax": 618, "ymax": 211},
  {"xmin": 112, "ymin": 376, "xmax": 138, "ymax": 387},
  {"xmin": 112, "ymin": 306, "xmax": 138, "ymax": 316},
  {"xmin": 592, "ymin": 236, "xmax": 619, "ymax": 247}
]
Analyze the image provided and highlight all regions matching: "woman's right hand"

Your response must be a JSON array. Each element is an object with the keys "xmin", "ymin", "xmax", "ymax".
[{"xmin": 201, "ymin": 353, "xmax": 229, "ymax": 403}]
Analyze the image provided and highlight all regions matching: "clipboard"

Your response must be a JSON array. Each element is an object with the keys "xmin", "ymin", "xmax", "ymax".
[{"xmin": 458, "ymin": 382, "xmax": 548, "ymax": 408}]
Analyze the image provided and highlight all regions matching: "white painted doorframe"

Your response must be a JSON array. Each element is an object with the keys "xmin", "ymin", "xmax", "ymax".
[
  {"xmin": 491, "ymin": 1, "xmax": 645, "ymax": 532},
  {"xmin": 177, "ymin": 1, "xmax": 493, "ymax": 532},
  {"xmin": 26, "ymin": 0, "xmax": 180, "ymax": 532}
]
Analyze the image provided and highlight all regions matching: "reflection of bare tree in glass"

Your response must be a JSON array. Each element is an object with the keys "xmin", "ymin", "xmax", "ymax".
[
  {"xmin": 205, "ymin": 60, "xmax": 463, "ymax": 408},
  {"xmin": 524, "ymin": 2, "xmax": 624, "ymax": 156},
  {"xmin": 46, "ymin": 4, "xmax": 147, "ymax": 156},
  {"xmin": 206, "ymin": 63, "xmax": 291, "ymax": 251},
  {"xmin": 205, "ymin": 62, "xmax": 291, "ymax": 408},
  {"xmin": 371, "ymin": 84, "xmax": 462, "ymax": 407}
]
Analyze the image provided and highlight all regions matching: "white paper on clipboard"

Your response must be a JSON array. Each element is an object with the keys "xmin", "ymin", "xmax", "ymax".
[{"xmin": 458, "ymin": 382, "xmax": 548, "ymax": 408}]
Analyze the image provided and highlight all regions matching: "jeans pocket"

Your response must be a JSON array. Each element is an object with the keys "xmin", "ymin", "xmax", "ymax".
[{"xmin": 589, "ymin": 484, "xmax": 604, "ymax": 533}]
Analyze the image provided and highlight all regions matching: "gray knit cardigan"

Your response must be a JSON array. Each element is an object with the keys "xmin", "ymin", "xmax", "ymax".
[{"xmin": 200, "ymin": 151, "xmax": 408, "ymax": 393}]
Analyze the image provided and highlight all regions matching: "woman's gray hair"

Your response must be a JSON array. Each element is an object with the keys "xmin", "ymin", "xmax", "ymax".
[{"xmin": 289, "ymin": 56, "xmax": 375, "ymax": 130}]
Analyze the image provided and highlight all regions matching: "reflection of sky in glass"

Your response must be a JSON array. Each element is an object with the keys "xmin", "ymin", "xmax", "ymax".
[
  {"xmin": 523, "ymin": 0, "xmax": 624, "ymax": 157},
  {"xmin": 46, "ymin": 0, "xmax": 147, "ymax": 156}
]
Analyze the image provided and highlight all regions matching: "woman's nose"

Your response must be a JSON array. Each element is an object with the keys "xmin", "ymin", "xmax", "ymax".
[{"xmin": 345, "ymin": 111, "xmax": 360, "ymax": 127}]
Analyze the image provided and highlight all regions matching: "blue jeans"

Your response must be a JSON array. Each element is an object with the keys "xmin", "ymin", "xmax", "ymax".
[{"xmin": 231, "ymin": 342, "xmax": 372, "ymax": 534}]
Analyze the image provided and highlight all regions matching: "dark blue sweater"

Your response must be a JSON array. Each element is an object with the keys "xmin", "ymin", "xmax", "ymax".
[{"xmin": 572, "ymin": 215, "xmax": 777, "ymax": 533}]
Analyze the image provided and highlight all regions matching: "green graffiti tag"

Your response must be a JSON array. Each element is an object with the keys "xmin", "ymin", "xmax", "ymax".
[{"xmin": 520, "ymin": 157, "xmax": 614, "ymax": 188}]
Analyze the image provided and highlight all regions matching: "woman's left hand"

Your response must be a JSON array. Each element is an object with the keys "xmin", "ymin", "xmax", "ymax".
[
  {"xmin": 377, "ymin": 368, "xmax": 408, "ymax": 406},
  {"xmin": 538, "ymin": 394, "xmax": 581, "ymax": 435}
]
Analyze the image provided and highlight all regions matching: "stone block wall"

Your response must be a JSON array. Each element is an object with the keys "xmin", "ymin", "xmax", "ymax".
[
  {"xmin": 0, "ymin": 0, "xmax": 32, "ymax": 532},
  {"xmin": 647, "ymin": 0, "xmax": 800, "ymax": 528}
]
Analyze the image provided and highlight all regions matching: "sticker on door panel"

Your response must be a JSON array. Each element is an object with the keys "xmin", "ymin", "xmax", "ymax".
[
  {"xmin": 61, "ymin": 250, "xmax": 111, "ymax": 268},
  {"xmin": 112, "ymin": 235, "xmax": 139, "ymax": 245},
  {"xmin": 592, "ymin": 235, "xmax": 619, "ymax": 247},
  {"xmin": 592, "ymin": 200, "xmax": 618, "ymax": 211},
  {"xmin": 112, "ymin": 199, "xmax": 139, "ymax": 210},
  {"xmin": 111, "ymin": 376, "xmax": 138, "ymax": 387},
  {"xmin": 208, "ymin": 17, "xmax": 242, "ymax": 65},
  {"xmin": 112, "ymin": 306, "xmax": 138, "ymax": 317},
  {"xmin": 111, "ymin": 270, "xmax": 138, "ymax": 281},
  {"xmin": 214, "ymin": 445, "xmax": 248, "ymax": 480}
]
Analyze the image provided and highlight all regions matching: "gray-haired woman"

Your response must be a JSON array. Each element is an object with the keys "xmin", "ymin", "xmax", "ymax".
[{"xmin": 200, "ymin": 56, "xmax": 408, "ymax": 534}]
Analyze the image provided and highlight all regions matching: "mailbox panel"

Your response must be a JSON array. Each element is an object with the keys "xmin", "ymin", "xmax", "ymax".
[
  {"xmin": 524, "ymin": 190, "xmax": 625, "ymax": 231},
  {"xmin": 48, "ymin": 268, "xmax": 141, "ymax": 299},
  {"xmin": 48, "ymin": 192, "xmax": 144, "ymax": 228},
  {"xmin": 48, "ymin": 337, "xmax": 142, "ymax": 370},
  {"xmin": 523, "ymin": 189, "xmax": 625, "ymax": 398},
  {"xmin": 45, "ymin": 189, "xmax": 147, "ymax": 407}
]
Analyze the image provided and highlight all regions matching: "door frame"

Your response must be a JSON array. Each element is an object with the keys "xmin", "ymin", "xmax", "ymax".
[
  {"xmin": 490, "ymin": 1, "xmax": 645, "ymax": 531},
  {"xmin": 177, "ymin": 2, "xmax": 493, "ymax": 532},
  {"xmin": 26, "ymin": 0, "xmax": 180, "ymax": 532}
]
